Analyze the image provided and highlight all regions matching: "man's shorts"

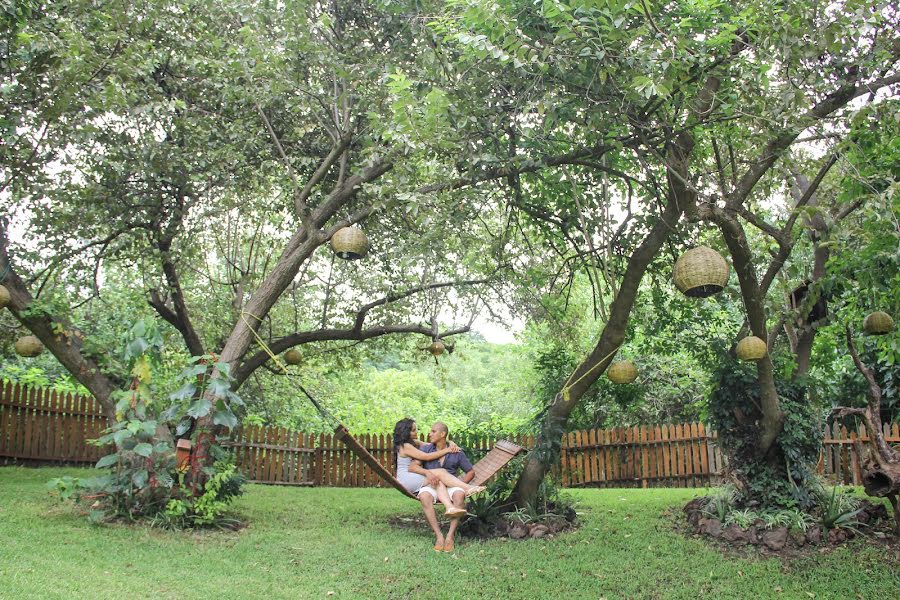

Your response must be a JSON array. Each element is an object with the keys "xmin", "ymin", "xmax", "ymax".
[{"xmin": 417, "ymin": 485, "xmax": 465, "ymax": 503}]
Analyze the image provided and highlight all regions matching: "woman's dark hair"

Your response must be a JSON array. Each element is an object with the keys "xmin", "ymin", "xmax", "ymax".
[{"xmin": 393, "ymin": 418, "xmax": 416, "ymax": 451}]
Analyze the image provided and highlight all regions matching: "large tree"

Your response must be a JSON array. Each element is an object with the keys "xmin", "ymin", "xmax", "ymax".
[
  {"xmin": 430, "ymin": 0, "xmax": 899, "ymax": 505},
  {"xmin": 0, "ymin": 1, "xmax": 624, "ymax": 447}
]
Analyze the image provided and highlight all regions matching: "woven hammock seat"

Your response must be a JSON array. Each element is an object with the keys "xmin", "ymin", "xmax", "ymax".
[{"xmin": 334, "ymin": 425, "xmax": 525, "ymax": 500}]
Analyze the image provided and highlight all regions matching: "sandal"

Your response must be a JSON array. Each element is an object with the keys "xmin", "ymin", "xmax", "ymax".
[
  {"xmin": 465, "ymin": 485, "xmax": 486, "ymax": 497},
  {"xmin": 443, "ymin": 540, "xmax": 455, "ymax": 552},
  {"xmin": 433, "ymin": 543, "xmax": 445, "ymax": 552},
  {"xmin": 445, "ymin": 507, "xmax": 467, "ymax": 518}
]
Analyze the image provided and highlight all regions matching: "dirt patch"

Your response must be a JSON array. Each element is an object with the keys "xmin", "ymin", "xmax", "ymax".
[{"xmin": 389, "ymin": 507, "xmax": 580, "ymax": 542}]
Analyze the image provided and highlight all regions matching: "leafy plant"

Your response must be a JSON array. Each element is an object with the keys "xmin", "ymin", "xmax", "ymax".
[
  {"xmin": 708, "ymin": 356, "xmax": 822, "ymax": 510},
  {"xmin": 703, "ymin": 484, "xmax": 737, "ymax": 521},
  {"xmin": 47, "ymin": 476, "xmax": 84, "ymax": 502},
  {"xmin": 724, "ymin": 508, "xmax": 759, "ymax": 529},
  {"xmin": 47, "ymin": 321, "xmax": 245, "ymax": 528},
  {"xmin": 817, "ymin": 486, "xmax": 863, "ymax": 532},
  {"xmin": 759, "ymin": 510, "xmax": 792, "ymax": 530},
  {"xmin": 779, "ymin": 508, "xmax": 816, "ymax": 533}
]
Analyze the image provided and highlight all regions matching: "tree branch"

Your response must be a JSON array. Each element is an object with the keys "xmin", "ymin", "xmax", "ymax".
[
  {"xmin": 728, "ymin": 74, "xmax": 900, "ymax": 208},
  {"xmin": 0, "ymin": 221, "xmax": 120, "ymax": 420},
  {"xmin": 233, "ymin": 323, "xmax": 471, "ymax": 387}
]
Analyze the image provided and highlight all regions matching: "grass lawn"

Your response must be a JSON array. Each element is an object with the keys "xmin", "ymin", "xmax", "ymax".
[{"xmin": 1, "ymin": 467, "xmax": 898, "ymax": 600}]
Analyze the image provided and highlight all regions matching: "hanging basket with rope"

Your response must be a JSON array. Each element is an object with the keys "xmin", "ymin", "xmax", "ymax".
[
  {"xmin": 607, "ymin": 360, "xmax": 638, "ymax": 384},
  {"xmin": 14, "ymin": 335, "xmax": 44, "ymax": 358},
  {"xmin": 330, "ymin": 227, "xmax": 370, "ymax": 260},
  {"xmin": 736, "ymin": 336, "xmax": 767, "ymax": 361},
  {"xmin": 284, "ymin": 349, "xmax": 302, "ymax": 365},
  {"xmin": 863, "ymin": 311, "xmax": 894, "ymax": 335},
  {"xmin": 673, "ymin": 246, "xmax": 730, "ymax": 298},
  {"xmin": 0, "ymin": 284, "xmax": 9, "ymax": 309}
]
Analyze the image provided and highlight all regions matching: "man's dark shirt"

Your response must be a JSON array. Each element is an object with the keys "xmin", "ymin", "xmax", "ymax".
[{"xmin": 419, "ymin": 442, "xmax": 473, "ymax": 476}]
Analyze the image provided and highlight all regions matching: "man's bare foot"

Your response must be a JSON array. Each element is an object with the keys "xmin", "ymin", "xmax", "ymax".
[{"xmin": 433, "ymin": 537, "xmax": 445, "ymax": 551}]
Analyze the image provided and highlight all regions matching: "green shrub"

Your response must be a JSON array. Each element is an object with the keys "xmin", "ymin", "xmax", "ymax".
[
  {"xmin": 708, "ymin": 356, "xmax": 822, "ymax": 510},
  {"xmin": 817, "ymin": 485, "xmax": 863, "ymax": 532},
  {"xmin": 724, "ymin": 508, "xmax": 759, "ymax": 528},
  {"xmin": 47, "ymin": 321, "xmax": 245, "ymax": 528},
  {"xmin": 702, "ymin": 484, "xmax": 737, "ymax": 521}
]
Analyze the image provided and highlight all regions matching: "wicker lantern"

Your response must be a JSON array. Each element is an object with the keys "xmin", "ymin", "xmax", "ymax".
[
  {"xmin": 14, "ymin": 335, "xmax": 44, "ymax": 358},
  {"xmin": 284, "ymin": 349, "xmax": 302, "ymax": 365},
  {"xmin": 428, "ymin": 340, "xmax": 446, "ymax": 356},
  {"xmin": 0, "ymin": 284, "xmax": 9, "ymax": 309},
  {"xmin": 607, "ymin": 360, "xmax": 638, "ymax": 384},
  {"xmin": 736, "ymin": 336, "xmax": 767, "ymax": 361},
  {"xmin": 673, "ymin": 246, "xmax": 730, "ymax": 298},
  {"xmin": 863, "ymin": 311, "xmax": 894, "ymax": 335},
  {"xmin": 330, "ymin": 227, "xmax": 370, "ymax": 260}
]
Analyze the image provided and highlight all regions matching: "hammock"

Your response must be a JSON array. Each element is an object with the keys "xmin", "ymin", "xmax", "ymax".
[
  {"xmin": 333, "ymin": 423, "xmax": 525, "ymax": 500},
  {"xmin": 242, "ymin": 314, "xmax": 526, "ymax": 501}
]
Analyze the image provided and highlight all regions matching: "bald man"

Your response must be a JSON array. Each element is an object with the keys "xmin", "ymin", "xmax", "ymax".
[{"xmin": 408, "ymin": 421, "xmax": 475, "ymax": 552}]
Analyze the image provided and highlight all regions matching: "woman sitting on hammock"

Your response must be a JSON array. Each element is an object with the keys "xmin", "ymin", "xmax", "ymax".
[{"xmin": 393, "ymin": 418, "xmax": 485, "ymax": 516}]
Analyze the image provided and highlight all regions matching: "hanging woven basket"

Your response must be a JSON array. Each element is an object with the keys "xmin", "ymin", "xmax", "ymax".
[
  {"xmin": 14, "ymin": 335, "xmax": 44, "ymax": 358},
  {"xmin": 673, "ymin": 246, "xmax": 730, "ymax": 298},
  {"xmin": 863, "ymin": 311, "xmax": 894, "ymax": 335},
  {"xmin": 0, "ymin": 284, "xmax": 9, "ymax": 309},
  {"xmin": 863, "ymin": 310, "xmax": 894, "ymax": 335},
  {"xmin": 607, "ymin": 360, "xmax": 638, "ymax": 384},
  {"xmin": 284, "ymin": 349, "xmax": 302, "ymax": 365},
  {"xmin": 736, "ymin": 336, "xmax": 767, "ymax": 361},
  {"xmin": 428, "ymin": 340, "xmax": 446, "ymax": 356},
  {"xmin": 330, "ymin": 227, "xmax": 370, "ymax": 260}
]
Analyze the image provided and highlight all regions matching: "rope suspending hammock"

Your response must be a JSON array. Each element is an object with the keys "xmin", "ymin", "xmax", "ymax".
[{"xmin": 243, "ymin": 313, "xmax": 525, "ymax": 500}]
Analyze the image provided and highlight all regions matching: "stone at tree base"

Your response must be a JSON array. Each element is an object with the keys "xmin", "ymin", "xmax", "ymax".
[
  {"xmin": 858, "ymin": 500, "xmax": 888, "ymax": 523},
  {"xmin": 529, "ymin": 524, "xmax": 550, "ymax": 539},
  {"xmin": 699, "ymin": 518, "xmax": 722, "ymax": 538},
  {"xmin": 827, "ymin": 528, "xmax": 848, "ymax": 544},
  {"xmin": 747, "ymin": 525, "xmax": 761, "ymax": 544},
  {"xmin": 494, "ymin": 520, "xmax": 510, "ymax": 536},
  {"xmin": 805, "ymin": 526, "xmax": 822, "ymax": 545},
  {"xmin": 508, "ymin": 522, "xmax": 528, "ymax": 539},
  {"xmin": 761, "ymin": 527, "xmax": 788, "ymax": 551},
  {"xmin": 683, "ymin": 498, "xmax": 706, "ymax": 529},
  {"xmin": 544, "ymin": 515, "xmax": 569, "ymax": 533},
  {"xmin": 683, "ymin": 497, "xmax": 707, "ymax": 514},
  {"xmin": 721, "ymin": 524, "xmax": 748, "ymax": 544},
  {"xmin": 687, "ymin": 510, "xmax": 702, "ymax": 529},
  {"xmin": 789, "ymin": 530, "xmax": 806, "ymax": 547}
]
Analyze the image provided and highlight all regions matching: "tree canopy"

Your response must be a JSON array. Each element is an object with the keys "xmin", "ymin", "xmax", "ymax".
[{"xmin": 1, "ymin": 0, "xmax": 897, "ymax": 508}]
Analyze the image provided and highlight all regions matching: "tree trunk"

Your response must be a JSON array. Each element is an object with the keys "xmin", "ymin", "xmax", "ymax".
[
  {"xmin": 833, "ymin": 328, "xmax": 900, "ymax": 531},
  {"xmin": 714, "ymin": 211, "xmax": 784, "ymax": 457},
  {"xmin": 510, "ymin": 197, "xmax": 684, "ymax": 505}
]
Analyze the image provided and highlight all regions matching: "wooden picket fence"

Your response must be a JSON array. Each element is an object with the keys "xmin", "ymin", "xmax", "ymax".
[
  {"xmin": 558, "ymin": 422, "xmax": 725, "ymax": 488},
  {"xmin": 2, "ymin": 381, "xmax": 898, "ymax": 489}
]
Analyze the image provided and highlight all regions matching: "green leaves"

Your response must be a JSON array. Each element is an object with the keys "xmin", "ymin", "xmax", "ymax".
[
  {"xmin": 133, "ymin": 443, "xmax": 154, "ymax": 457},
  {"xmin": 96, "ymin": 453, "xmax": 119, "ymax": 469},
  {"xmin": 186, "ymin": 398, "xmax": 212, "ymax": 418}
]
